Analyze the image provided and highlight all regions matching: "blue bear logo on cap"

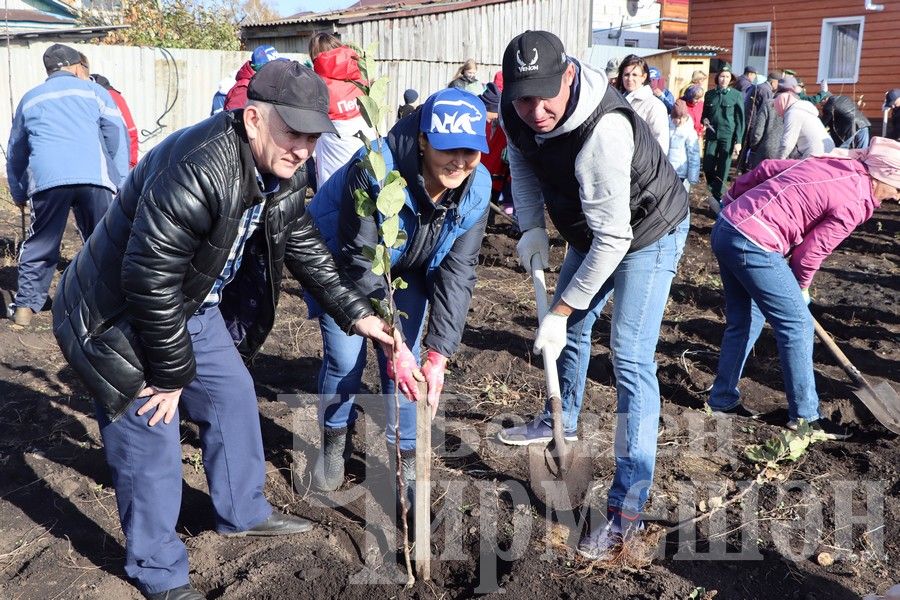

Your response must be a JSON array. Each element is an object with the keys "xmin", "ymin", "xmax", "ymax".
[
  {"xmin": 251, "ymin": 45, "xmax": 279, "ymax": 69},
  {"xmin": 429, "ymin": 98, "xmax": 484, "ymax": 135}
]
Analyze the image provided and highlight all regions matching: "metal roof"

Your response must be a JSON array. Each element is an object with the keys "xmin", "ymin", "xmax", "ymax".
[
  {"xmin": 243, "ymin": 0, "xmax": 513, "ymax": 28},
  {"xmin": 656, "ymin": 44, "xmax": 728, "ymax": 56},
  {"xmin": 582, "ymin": 44, "xmax": 726, "ymax": 72},
  {"xmin": 1, "ymin": 8, "xmax": 74, "ymax": 24},
  {"xmin": 0, "ymin": 24, "xmax": 129, "ymax": 44}
]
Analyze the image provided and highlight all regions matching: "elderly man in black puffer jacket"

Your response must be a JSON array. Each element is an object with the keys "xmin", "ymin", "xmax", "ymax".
[{"xmin": 52, "ymin": 61, "xmax": 393, "ymax": 600}]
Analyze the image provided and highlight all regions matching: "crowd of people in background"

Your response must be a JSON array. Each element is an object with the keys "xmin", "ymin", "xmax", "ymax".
[{"xmin": 4, "ymin": 35, "xmax": 900, "ymax": 600}]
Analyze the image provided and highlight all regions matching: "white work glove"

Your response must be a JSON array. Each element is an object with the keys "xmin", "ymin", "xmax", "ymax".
[
  {"xmin": 516, "ymin": 227, "xmax": 550, "ymax": 270},
  {"xmin": 533, "ymin": 312, "xmax": 568, "ymax": 362}
]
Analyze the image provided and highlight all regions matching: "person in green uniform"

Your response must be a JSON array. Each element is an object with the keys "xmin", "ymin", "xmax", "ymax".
[{"xmin": 702, "ymin": 63, "xmax": 745, "ymax": 206}]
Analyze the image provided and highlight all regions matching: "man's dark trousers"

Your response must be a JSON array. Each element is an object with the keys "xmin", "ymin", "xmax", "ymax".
[
  {"xmin": 15, "ymin": 184, "xmax": 112, "ymax": 311},
  {"xmin": 96, "ymin": 306, "xmax": 273, "ymax": 595}
]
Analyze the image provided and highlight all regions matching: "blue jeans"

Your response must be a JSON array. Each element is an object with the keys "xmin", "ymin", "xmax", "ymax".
[
  {"xmin": 97, "ymin": 307, "xmax": 272, "ymax": 595},
  {"xmin": 543, "ymin": 215, "xmax": 689, "ymax": 515},
  {"xmin": 709, "ymin": 220, "xmax": 819, "ymax": 422},
  {"xmin": 317, "ymin": 272, "xmax": 428, "ymax": 452}
]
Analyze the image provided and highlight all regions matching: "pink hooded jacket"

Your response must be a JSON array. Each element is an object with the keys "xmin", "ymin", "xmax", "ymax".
[{"xmin": 721, "ymin": 157, "xmax": 880, "ymax": 288}]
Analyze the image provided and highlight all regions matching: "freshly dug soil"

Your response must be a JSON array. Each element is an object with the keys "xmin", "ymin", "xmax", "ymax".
[{"xmin": 0, "ymin": 186, "xmax": 896, "ymax": 599}]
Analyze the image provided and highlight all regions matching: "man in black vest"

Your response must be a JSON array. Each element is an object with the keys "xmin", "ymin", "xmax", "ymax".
[{"xmin": 495, "ymin": 30, "xmax": 690, "ymax": 560}]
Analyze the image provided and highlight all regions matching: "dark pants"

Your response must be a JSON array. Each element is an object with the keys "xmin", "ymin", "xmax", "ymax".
[
  {"xmin": 702, "ymin": 138, "xmax": 734, "ymax": 201},
  {"xmin": 15, "ymin": 184, "xmax": 112, "ymax": 311},
  {"xmin": 96, "ymin": 307, "xmax": 272, "ymax": 595}
]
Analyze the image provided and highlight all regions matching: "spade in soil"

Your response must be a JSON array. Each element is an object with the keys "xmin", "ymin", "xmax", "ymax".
[
  {"xmin": 813, "ymin": 317, "xmax": 900, "ymax": 434},
  {"xmin": 527, "ymin": 260, "xmax": 592, "ymax": 511}
]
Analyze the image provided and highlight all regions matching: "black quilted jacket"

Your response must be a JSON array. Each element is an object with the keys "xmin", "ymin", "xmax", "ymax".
[{"xmin": 53, "ymin": 110, "xmax": 373, "ymax": 421}]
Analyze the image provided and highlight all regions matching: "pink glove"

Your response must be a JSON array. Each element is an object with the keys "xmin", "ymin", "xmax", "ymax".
[
  {"xmin": 422, "ymin": 350, "xmax": 448, "ymax": 418},
  {"xmin": 386, "ymin": 342, "xmax": 423, "ymax": 401}
]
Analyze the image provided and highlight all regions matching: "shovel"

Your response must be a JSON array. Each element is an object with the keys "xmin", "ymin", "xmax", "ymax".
[
  {"xmin": 813, "ymin": 317, "xmax": 900, "ymax": 434},
  {"xmin": 527, "ymin": 259, "xmax": 592, "ymax": 510}
]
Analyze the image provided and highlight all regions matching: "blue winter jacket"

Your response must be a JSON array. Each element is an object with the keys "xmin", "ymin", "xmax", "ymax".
[
  {"xmin": 6, "ymin": 71, "xmax": 129, "ymax": 203},
  {"xmin": 306, "ymin": 111, "xmax": 491, "ymax": 356}
]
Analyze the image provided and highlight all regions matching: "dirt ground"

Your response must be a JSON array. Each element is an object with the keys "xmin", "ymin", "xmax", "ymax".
[{"xmin": 0, "ymin": 183, "xmax": 897, "ymax": 600}]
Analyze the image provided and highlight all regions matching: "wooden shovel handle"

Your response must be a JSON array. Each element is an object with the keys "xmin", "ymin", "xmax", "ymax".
[
  {"xmin": 530, "ymin": 258, "xmax": 567, "ymax": 454},
  {"xmin": 812, "ymin": 317, "xmax": 866, "ymax": 386}
]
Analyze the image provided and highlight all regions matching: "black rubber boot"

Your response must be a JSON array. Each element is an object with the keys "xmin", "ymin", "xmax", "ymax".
[{"xmin": 313, "ymin": 426, "xmax": 351, "ymax": 491}]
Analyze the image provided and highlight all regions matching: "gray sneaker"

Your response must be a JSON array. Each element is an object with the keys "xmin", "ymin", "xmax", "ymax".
[
  {"xmin": 577, "ymin": 511, "xmax": 643, "ymax": 561},
  {"xmin": 497, "ymin": 417, "xmax": 578, "ymax": 446}
]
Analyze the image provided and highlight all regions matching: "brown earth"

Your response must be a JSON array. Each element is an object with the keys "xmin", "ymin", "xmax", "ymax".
[{"xmin": 0, "ymin": 185, "xmax": 897, "ymax": 600}]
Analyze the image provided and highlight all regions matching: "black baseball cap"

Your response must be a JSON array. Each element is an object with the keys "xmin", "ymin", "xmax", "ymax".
[
  {"xmin": 247, "ymin": 60, "xmax": 337, "ymax": 135},
  {"xmin": 43, "ymin": 44, "xmax": 82, "ymax": 70},
  {"xmin": 884, "ymin": 88, "xmax": 900, "ymax": 109},
  {"xmin": 502, "ymin": 30, "xmax": 569, "ymax": 101}
]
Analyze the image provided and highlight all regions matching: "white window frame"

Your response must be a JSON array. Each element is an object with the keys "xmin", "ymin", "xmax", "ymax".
[
  {"xmin": 817, "ymin": 16, "xmax": 865, "ymax": 84},
  {"xmin": 732, "ymin": 21, "xmax": 771, "ymax": 75}
]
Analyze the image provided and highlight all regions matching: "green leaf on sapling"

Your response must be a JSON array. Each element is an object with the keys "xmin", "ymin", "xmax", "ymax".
[
  {"xmin": 357, "ymin": 95, "xmax": 380, "ymax": 130},
  {"xmin": 376, "ymin": 178, "xmax": 407, "ymax": 217},
  {"xmin": 380, "ymin": 214, "xmax": 400, "ymax": 247},
  {"xmin": 369, "ymin": 77, "xmax": 389, "ymax": 106},
  {"xmin": 384, "ymin": 170, "xmax": 406, "ymax": 187},
  {"xmin": 392, "ymin": 229, "xmax": 408, "ymax": 249},
  {"xmin": 354, "ymin": 188, "xmax": 375, "ymax": 218},
  {"xmin": 363, "ymin": 151, "xmax": 387, "ymax": 183}
]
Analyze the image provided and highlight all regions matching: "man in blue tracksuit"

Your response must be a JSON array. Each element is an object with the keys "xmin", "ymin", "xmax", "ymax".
[
  {"xmin": 6, "ymin": 43, "xmax": 128, "ymax": 327},
  {"xmin": 304, "ymin": 87, "xmax": 491, "ymax": 499}
]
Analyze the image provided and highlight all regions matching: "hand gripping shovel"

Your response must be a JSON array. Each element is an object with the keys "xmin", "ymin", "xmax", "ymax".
[
  {"xmin": 527, "ymin": 259, "xmax": 592, "ymax": 510},
  {"xmin": 813, "ymin": 318, "xmax": 900, "ymax": 434}
]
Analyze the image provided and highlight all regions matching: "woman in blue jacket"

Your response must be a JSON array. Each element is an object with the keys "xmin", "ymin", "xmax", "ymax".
[{"xmin": 305, "ymin": 88, "xmax": 491, "ymax": 493}]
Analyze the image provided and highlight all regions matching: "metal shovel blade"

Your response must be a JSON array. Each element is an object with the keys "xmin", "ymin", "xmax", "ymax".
[
  {"xmin": 527, "ymin": 436, "xmax": 592, "ymax": 511},
  {"xmin": 851, "ymin": 378, "xmax": 900, "ymax": 435},
  {"xmin": 813, "ymin": 318, "xmax": 900, "ymax": 434},
  {"xmin": 527, "ymin": 394, "xmax": 592, "ymax": 511}
]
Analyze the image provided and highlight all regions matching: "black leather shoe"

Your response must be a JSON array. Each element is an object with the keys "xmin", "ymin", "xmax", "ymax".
[
  {"xmin": 145, "ymin": 584, "xmax": 206, "ymax": 600},
  {"xmin": 224, "ymin": 512, "xmax": 313, "ymax": 537}
]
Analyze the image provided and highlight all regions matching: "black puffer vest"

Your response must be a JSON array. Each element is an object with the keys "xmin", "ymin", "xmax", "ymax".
[{"xmin": 502, "ymin": 85, "xmax": 688, "ymax": 252}]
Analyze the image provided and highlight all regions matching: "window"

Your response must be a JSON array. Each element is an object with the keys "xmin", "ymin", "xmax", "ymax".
[
  {"xmin": 818, "ymin": 16, "xmax": 865, "ymax": 84},
  {"xmin": 732, "ymin": 22, "xmax": 771, "ymax": 76},
  {"xmin": 624, "ymin": 38, "xmax": 639, "ymax": 47}
]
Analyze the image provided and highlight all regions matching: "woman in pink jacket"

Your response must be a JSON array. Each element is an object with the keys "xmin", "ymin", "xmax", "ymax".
[{"xmin": 708, "ymin": 137, "xmax": 900, "ymax": 439}]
